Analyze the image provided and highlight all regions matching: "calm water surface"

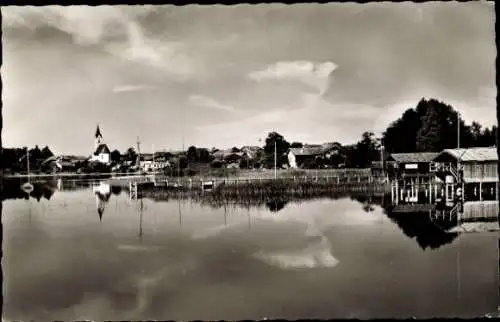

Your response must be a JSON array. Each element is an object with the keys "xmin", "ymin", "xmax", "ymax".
[{"xmin": 2, "ymin": 180, "xmax": 499, "ymax": 320}]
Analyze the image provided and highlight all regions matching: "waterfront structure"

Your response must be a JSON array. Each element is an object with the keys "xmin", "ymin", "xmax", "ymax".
[
  {"xmin": 90, "ymin": 125, "xmax": 111, "ymax": 164},
  {"xmin": 431, "ymin": 147, "xmax": 498, "ymax": 202},
  {"xmin": 386, "ymin": 152, "xmax": 439, "ymax": 182}
]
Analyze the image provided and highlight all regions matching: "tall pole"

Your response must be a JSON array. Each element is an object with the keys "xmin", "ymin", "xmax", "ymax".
[
  {"xmin": 136, "ymin": 136, "xmax": 141, "ymax": 169},
  {"xmin": 26, "ymin": 147, "xmax": 30, "ymax": 178},
  {"xmin": 274, "ymin": 140, "xmax": 277, "ymax": 180},
  {"xmin": 457, "ymin": 112, "xmax": 460, "ymax": 149}
]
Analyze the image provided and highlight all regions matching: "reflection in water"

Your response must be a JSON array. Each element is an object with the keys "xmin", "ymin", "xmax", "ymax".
[
  {"xmin": 265, "ymin": 197, "xmax": 289, "ymax": 213},
  {"xmin": 93, "ymin": 182, "xmax": 112, "ymax": 221},
  {"xmin": 2, "ymin": 178, "xmax": 499, "ymax": 320}
]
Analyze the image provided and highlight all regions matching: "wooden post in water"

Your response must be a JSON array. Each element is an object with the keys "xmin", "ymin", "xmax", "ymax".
[
  {"xmin": 496, "ymin": 181, "xmax": 499, "ymax": 201},
  {"xmin": 479, "ymin": 181, "xmax": 483, "ymax": 201}
]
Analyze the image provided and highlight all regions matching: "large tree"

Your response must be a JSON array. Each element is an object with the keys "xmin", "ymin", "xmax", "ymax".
[
  {"xmin": 263, "ymin": 132, "xmax": 290, "ymax": 168},
  {"xmin": 187, "ymin": 146, "xmax": 197, "ymax": 162},
  {"xmin": 126, "ymin": 147, "xmax": 137, "ymax": 163},
  {"xmin": 110, "ymin": 149, "xmax": 121, "ymax": 163},
  {"xmin": 416, "ymin": 105, "xmax": 442, "ymax": 152}
]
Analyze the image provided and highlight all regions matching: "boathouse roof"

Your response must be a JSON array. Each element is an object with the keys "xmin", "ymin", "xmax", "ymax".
[
  {"xmin": 437, "ymin": 147, "xmax": 497, "ymax": 162},
  {"xmin": 387, "ymin": 152, "xmax": 439, "ymax": 163}
]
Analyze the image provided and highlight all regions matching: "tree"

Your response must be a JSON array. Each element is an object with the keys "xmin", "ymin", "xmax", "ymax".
[
  {"xmin": 290, "ymin": 142, "xmax": 303, "ymax": 148},
  {"xmin": 196, "ymin": 148, "xmax": 211, "ymax": 163},
  {"xmin": 126, "ymin": 147, "xmax": 137, "ymax": 163},
  {"xmin": 231, "ymin": 147, "xmax": 240, "ymax": 153},
  {"xmin": 416, "ymin": 105, "xmax": 442, "ymax": 152},
  {"xmin": 40, "ymin": 146, "xmax": 54, "ymax": 159},
  {"xmin": 187, "ymin": 146, "xmax": 197, "ymax": 162},
  {"xmin": 110, "ymin": 149, "xmax": 121, "ymax": 163},
  {"xmin": 263, "ymin": 132, "xmax": 290, "ymax": 168},
  {"xmin": 470, "ymin": 121, "xmax": 482, "ymax": 143},
  {"xmin": 383, "ymin": 108, "xmax": 421, "ymax": 153},
  {"xmin": 355, "ymin": 132, "xmax": 379, "ymax": 167}
]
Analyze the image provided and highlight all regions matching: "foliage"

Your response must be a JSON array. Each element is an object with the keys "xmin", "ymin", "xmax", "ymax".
[
  {"xmin": 110, "ymin": 149, "xmax": 121, "ymax": 163},
  {"xmin": 187, "ymin": 146, "xmax": 197, "ymax": 162},
  {"xmin": 383, "ymin": 98, "xmax": 497, "ymax": 154},
  {"xmin": 126, "ymin": 147, "xmax": 138, "ymax": 163},
  {"xmin": 263, "ymin": 132, "xmax": 290, "ymax": 168}
]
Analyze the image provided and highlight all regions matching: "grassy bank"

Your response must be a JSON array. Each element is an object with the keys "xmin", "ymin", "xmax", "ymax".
[
  {"xmin": 134, "ymin": 177, "xmax": 390, "ymax": 199},
  {"xmin": 163, "ymin": 167, "xmax": 374, "ymax": 180}
]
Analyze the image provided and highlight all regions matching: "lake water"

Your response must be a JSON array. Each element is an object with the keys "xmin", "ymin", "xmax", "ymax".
[{"xmin": 2, "ymin": 179, "xmax": 499, "ymax": 320}]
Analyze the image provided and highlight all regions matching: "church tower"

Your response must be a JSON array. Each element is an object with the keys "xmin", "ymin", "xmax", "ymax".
[{"xmin": 95, "ymin": 124, "xmax": 103, "ymax": 149}]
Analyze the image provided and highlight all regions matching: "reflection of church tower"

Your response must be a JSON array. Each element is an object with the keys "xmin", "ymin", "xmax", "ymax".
[
  {"xmin": 95, "ymin": 124, "xmax": 103, "ymax": 150},
  {"xmin": 93, "ymin": 182, "xmax": 111, "ymax": 222}
]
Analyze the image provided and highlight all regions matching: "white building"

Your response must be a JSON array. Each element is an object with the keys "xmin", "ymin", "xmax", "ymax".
[
  {"xmin": 89, "ymin": 125, "xmax": 111, "ymax": 164},
  {"xmin": 139, "ymin": 154, "xmax": 170, "ymax": 172}
]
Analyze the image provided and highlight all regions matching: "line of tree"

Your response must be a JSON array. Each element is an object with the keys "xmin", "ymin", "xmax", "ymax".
[
  {"xmin": 383, "ymin": 98, "xmax": 497, "ymax": 153},
  {"xmin": 260, "ymin": 98, "xmax": 497, "ymax": 169}
]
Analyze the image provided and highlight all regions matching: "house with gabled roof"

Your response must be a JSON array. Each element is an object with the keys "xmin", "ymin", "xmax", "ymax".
[{"xmin": 288, "ymin": 142, "xmax": 344, "ymax": 169}]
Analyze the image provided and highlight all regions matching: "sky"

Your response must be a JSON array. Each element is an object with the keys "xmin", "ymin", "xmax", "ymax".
[{"xmin": 2, "ymin": 3, "xmax": 496, "ymax": 156}]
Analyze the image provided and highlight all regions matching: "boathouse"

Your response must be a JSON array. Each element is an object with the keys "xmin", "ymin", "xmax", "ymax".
[
  {"xmin": 386, "ymin": 152, "xmax": 439, "ymax": 183},
  {"xmin": 431, "ymin": 147, "xmax": 498, "ymax": 202}
]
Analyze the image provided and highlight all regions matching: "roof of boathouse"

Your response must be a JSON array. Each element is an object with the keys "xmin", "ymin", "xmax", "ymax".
[
  {"xmin": 437, "ymin": 147, "xmax": 497, "ymax": 162},
  {"xmin": 387, "ymin": 152, "xmax": 439, "ymax": 163}
]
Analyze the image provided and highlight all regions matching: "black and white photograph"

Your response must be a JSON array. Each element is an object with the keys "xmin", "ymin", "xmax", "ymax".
[{"xmin": 1, "ymin": 2, "xmax": 498, "ymax": 320}]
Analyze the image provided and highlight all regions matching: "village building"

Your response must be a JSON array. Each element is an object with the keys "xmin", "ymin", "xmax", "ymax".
[
  {"xmin": 89, "ymin": 125, "xmax": 111, "ymax": 164},
  {"xmin": 41, "ymin": 155, "xmax": 87, "ymax": 173},
  {"xmin": 288, "ymin": 143, "xmax": 343, "ymax": 169},
  {"xmin": 431, "ymin": 147, "xmax": 498, "ymax": 202},
  {"xmin": 240, "ymin": 146, "xmax": 263, "ymax": 160},
  {"xmin": 139, "ymin": 153, "xmax": 170, "ymax": 172}
]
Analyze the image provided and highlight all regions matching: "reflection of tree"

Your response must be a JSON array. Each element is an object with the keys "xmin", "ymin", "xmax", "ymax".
[
  {"xmin": 353, "ymin": 194, "xmax": 458, "ymax": 250},
  {"xmin": 265, "ymin": 198, "xmax": 289, "ymax": 213},
  {"xmin": 385, "ymin": 210, "xmax": 458, "ymax": 250},
  {"xmin": 1, "ymin": 179, "xmax": 56, "ymax": 202},
  {"xmin": 111, "ymin": 185, "xmax": 122, "ymax": 196}
]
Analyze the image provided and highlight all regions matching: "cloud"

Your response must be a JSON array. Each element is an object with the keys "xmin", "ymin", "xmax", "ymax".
[
  {"xmin": 188, "ymin": 94, "xmax": 236, "ymax": 112},
  {"xmin": 248, "ymin": 60, "xmax": 337, "ymax": 95},
  {"xmin": 2, "ymin": 5, "xmax": 195, "ymax": 78},
  {"xmin": 112, "ymin": 84, "xmax": 156, "ymax": 93}
]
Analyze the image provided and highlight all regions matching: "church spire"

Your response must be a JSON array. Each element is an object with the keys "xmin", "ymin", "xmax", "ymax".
[{"xmin": 95, "ymin": 124, "xmax": 102, "ymax": 139}]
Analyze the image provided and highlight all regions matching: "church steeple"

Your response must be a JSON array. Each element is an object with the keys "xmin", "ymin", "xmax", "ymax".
[{"xmin": 95, "ymin": 124, "xmax": 103, "ymax": 148}]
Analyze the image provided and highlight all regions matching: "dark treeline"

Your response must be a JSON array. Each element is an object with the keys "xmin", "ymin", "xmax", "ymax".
[
  {"xmin": 2, "ymin": 145, "xmax": 54, "ymax": 172},
  {"xmin": 383, "ymin": 98, "xmax": 497, "ymax": 153}
]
